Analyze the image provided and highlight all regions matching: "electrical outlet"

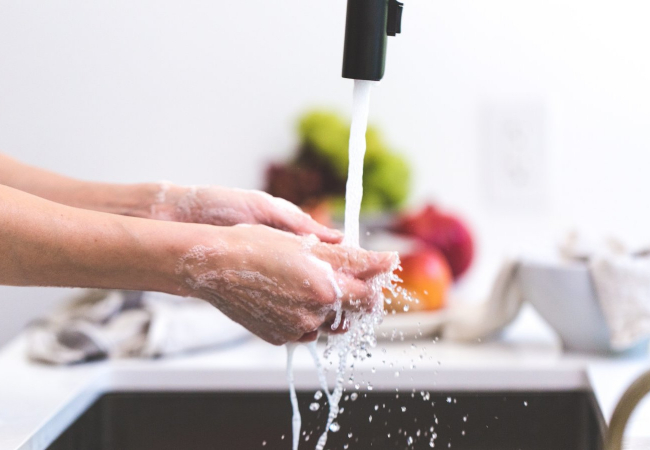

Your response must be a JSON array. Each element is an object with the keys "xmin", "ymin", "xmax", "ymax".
[{"xmin": 480, "ymin": 102, "xmax": 547, "ymax": 208}]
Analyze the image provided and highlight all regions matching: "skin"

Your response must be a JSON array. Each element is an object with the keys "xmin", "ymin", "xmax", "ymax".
[{"xmin": 0, "ymin": 154, "xmax": 396, "ymax": 345}]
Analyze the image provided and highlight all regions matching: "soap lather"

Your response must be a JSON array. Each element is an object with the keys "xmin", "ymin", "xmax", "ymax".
[{"xmin": 342, "ymin": 0, "xmax": 403, "ymax": 81}]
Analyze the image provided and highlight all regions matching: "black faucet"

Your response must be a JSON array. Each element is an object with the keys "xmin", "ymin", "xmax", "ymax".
[{"xmin": 342, "ymin": 0, "xmax": 404, "ymax": 81}]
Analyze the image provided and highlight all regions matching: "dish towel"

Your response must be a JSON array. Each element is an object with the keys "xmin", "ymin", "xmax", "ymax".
[
  {"xmin": 562, "ymin": 233, "xmax": 650, "ymax": 350},
  {"xmin": 26, "ymin": 290, "xmax": 251, "ymax": 365},
  {"xmin": 442, "ymin": 259, "xmax": 524, "ymax": 342}
]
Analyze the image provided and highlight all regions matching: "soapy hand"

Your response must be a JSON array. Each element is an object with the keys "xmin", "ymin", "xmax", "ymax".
[
  {"xmin": 175, "ymin": 224, "xmax": 397, "ymax": 345},
  {"xmin": 150, "ymin": 184, "xmax": 342, "ymax": 244}
]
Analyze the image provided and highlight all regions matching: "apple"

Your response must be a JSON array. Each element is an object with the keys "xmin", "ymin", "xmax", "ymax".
[
  {"xmin": 392, "ymin": 204, "xmax": 474, "ymax": 280},
  {"xmin": 386, "ymin": 248, "xmax": 452, "ymax": 313}
]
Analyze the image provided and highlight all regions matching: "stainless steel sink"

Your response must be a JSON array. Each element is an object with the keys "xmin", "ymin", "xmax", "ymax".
[{"xmin": 46, "ymin": 390, "xmax": 605, "ymax": 450}]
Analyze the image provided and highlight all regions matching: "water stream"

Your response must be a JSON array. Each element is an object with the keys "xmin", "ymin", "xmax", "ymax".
[{"xmin": 287, "ymin": 80, "xmax": 394, "ymax": 450}]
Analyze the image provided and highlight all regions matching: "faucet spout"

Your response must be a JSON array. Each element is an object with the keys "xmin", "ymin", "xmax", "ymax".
[
  {"xmin": 606, "ymin": 368, "xmax": 650, "ymax": 450},
  {"xmin": 342, "ymin": 0, "xmax": 403, "ymax": 81}
]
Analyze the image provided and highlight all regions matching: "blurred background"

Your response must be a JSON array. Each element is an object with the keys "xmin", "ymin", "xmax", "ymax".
[{"xmin": 1, "ymin": 0, "xmax": 650, "ymax": 345}]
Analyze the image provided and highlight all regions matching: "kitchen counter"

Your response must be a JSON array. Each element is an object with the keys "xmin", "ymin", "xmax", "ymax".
[{"xmin": 1, "ymin": 306, "xmax": 649, "ymax": 450}]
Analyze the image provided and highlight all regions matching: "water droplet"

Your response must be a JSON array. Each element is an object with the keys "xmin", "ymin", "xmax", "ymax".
[
  {"xmin": 407, "ymin": 436, "xmax": 414, "ymax": 445},
  {"xmin": 329, "ymin": 422, "xmax": 340, "ymax": 433},
  {"xmin": 395, "ymin": 371, "xmax": 400, "ymax": 377},
  {"xmin": 314, "ymin": 391, "xmax": 323, "ymax": 400},
  {"xmin": 446, "ymin": 397, "xmax": 452, "ymax": 403},
  {"xmin": 350, "ymin": 392, "xmax": 358, "ymax": 401},
  {"xmin": 401, "ymin": 406, "xmax": 407, "ymax": 412},
  {"xmin": 262, "ymin": 441, "xmax": 267, "ymax": 446},
  {"xmin": 309, "ymin": 402, "xmax": 320, "ymax": 411},
  {"xmin": 524, "ymin": 401, "xmax": 528, "ymax": 406},
  {"xmin": 403, "ymin": 304, "xmax": 410, "ymax": 312},
  {"xmin": 369, "ymin": 415, "xmax": 373, "ymax": 423},
  {"xmin": 463, "ymin": 416, "xmax": 467, "ymax": 422}
]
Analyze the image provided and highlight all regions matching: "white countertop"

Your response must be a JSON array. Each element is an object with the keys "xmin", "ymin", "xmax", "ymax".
[{"xmin": 1, "ymin": 306, "xmax": 649, "ymax": 450}]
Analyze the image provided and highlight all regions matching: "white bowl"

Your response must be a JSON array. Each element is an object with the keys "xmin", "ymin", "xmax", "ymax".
[{"xmin": 519, "ymin": 261, "xmax": 649, "ymax": 355}]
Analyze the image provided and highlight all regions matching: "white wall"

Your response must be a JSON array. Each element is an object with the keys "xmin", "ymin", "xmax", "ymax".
[{"xmin": 1, "ymin": 1, "xmax": 650, "ymax": 345}]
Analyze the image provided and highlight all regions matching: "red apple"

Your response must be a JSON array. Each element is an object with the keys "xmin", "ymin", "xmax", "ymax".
[
  {"xmin": 392, "ymin": 204, "xmax": 474, "ymax": 280},
  {"xmin": 386, "ymin": 248, "xmax": 452, "ymax": 313}
]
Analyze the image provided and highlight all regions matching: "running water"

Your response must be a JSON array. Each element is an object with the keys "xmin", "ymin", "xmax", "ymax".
[
  {"xmin": 342, "ymin": 80, "xmax": 374, "ymax": 248},
  {"xmin": 286, "ymin": 344, "xmax": 302, "ymax": 450},
  {"xmin": 286, "ymin": 80, "xmax": 400, "ymax": 450}
]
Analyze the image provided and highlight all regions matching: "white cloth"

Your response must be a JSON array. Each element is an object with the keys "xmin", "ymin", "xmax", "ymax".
[
  {"xmin": 26, "ymin": 290, "xmax": 250, "ymax": 365},
  {"xmin": 562, "ymin": 232, "xmax": 650, "ymax": 350},
  {"xmin": 442, "ymin": 231, "xmax": 650, "ymax": 351},
  {"xmin": 590, "ymin": 256, "xmax": 650, "ymax": 350},
  {"xmin": 442, "ymin": 260, "xmax": 523, "ymax": 342}
]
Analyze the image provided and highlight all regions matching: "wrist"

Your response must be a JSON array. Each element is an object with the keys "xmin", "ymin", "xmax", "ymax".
[
  {"xmin": 61, "ymin": 181, "xmax": 162, "ymax": 218},
  {"xmin": 166, "ymin": 223, "xmax": 241, "ymax": 297},
  {"xmin": 112, "ymin": 217, "xmax": 205, "ymax": 296}
]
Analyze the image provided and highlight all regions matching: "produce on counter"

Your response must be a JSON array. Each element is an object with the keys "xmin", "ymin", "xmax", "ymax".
[
  {"xmin": 386, "ymin": 247, "xmax": 452, "ymax": 313},
  {"xmin": 265, "ymin": 110, "xmax": 411, "ymax": 214},
  {"xmin": 265, "ymin": 110, "xmax": 475, "ymax": 311},
  {"xmin": 392, "ymin": 204, "xmax": 474, "ymax": 280}
]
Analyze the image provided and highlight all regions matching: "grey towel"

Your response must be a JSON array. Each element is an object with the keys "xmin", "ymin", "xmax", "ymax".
[{"xmin": 26, "ymin": 290, "xmax": 250, "ymax": 364}]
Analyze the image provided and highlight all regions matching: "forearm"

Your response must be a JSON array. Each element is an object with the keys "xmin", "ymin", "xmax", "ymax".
[
  {"xmin": 0, "ymin": 183, "xmax": 188, "ymax": 293},
  {"xmin": 0, "ymin": 153, "xmax": 159, "ymax": 217}
]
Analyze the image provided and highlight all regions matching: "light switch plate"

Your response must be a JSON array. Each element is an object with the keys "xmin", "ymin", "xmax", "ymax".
[{"xmin": 480, "ymin": 101, "xmax": 547, "ymax": 209}]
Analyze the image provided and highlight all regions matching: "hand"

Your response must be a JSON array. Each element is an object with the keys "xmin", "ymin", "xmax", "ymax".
[
  {"xmin": 150, "ymin": 184, "xmax": 342, "ymax": 243},
  {"xmin": 175, "ymin": 224, "xmax": 397, "ymax": 345}
]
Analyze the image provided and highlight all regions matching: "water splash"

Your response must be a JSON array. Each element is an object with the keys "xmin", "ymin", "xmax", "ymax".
[{"xmin": 286, "ymin": 80, "xmax": 401, "ymax": 450}]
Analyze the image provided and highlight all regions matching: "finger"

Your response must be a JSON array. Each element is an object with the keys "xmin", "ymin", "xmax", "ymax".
[
  {"xmin": 297, "ymin": 330, "xmax": 319, "ymax": 342},
  {"xmin": 295, "ymin": 215, "xmax": 344, "ymax": 244},
  {"xmin": 356, "ymin": 251, "xmax": 398, "ymax": 278},
  {"xmin": 261, "ymin": 194, "xmax": 344, "ymax": 244},
  {"xmin": 336, "ymin": 276, "xmax": 376, "ymax": 312},
  {"xmin": 275, "ymin": 211, "xmax": 343, "ymax": 244},
  {"xmin": 313, "ymin": 245, "xmax": 398, "ymax": 280}
]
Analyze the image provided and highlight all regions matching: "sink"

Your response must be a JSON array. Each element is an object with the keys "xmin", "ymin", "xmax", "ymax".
[{"xmin": 46, "ymin": 390, "xmax": 605, "ymax": 450}]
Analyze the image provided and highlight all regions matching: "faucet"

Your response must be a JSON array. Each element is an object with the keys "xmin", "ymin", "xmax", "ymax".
[
  {"xmin": 606, "ymin": 368, "xmax": 650, "ymax": 450},
  {"xmin": 342, "ymin": 0, "xmax": 404, "ymax": 81}
]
